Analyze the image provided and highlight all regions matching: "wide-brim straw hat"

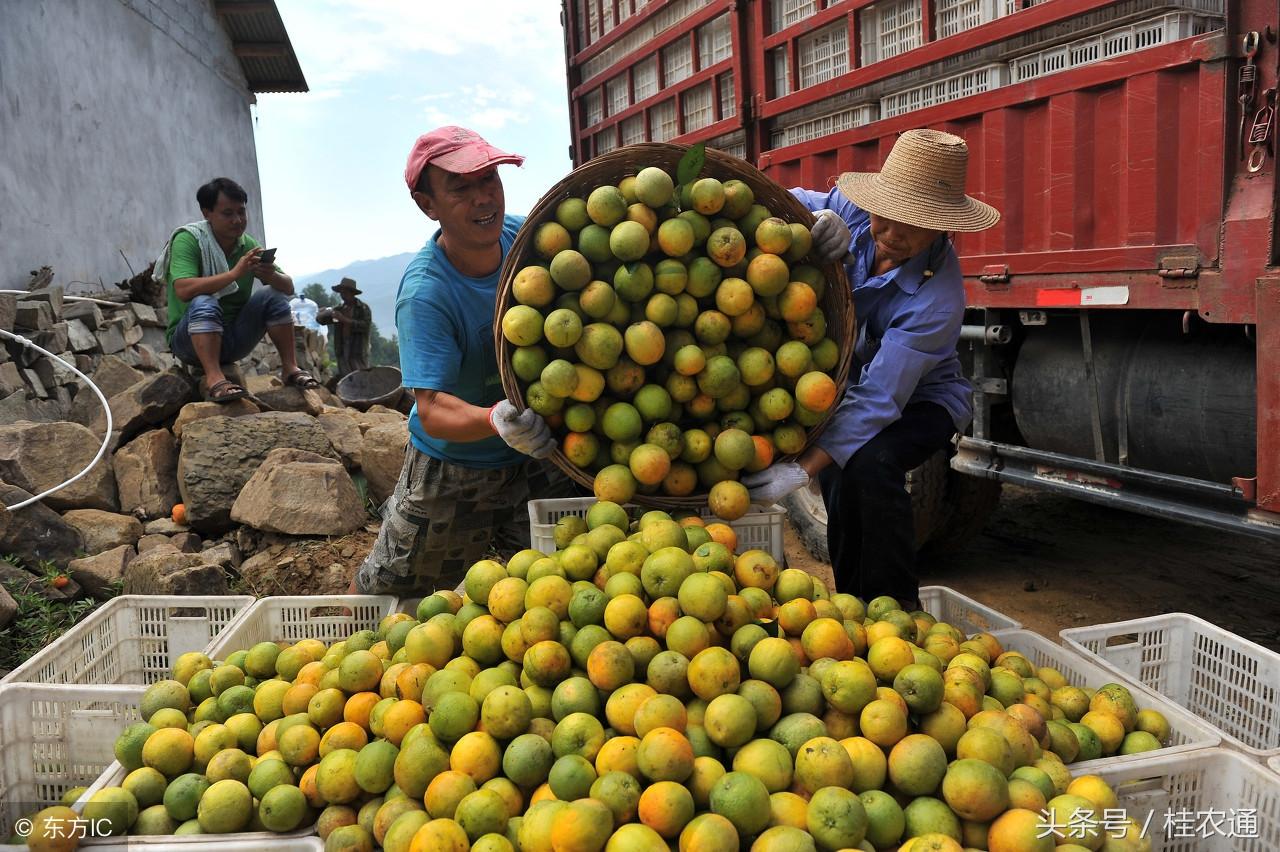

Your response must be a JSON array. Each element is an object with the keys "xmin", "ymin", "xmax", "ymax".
[{"xmin": 836, "ymin": 129, "xmax": 1000, "ymax": 232}]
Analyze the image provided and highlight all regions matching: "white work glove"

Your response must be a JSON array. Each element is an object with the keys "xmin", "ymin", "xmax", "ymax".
[
  {"xmin": 811, "ymin": 209, "xmax": 852, "ymax": 263},
  {"xmin": 741, "ymin": 462, "xmax": 811, "ymax": 505},
  {"xmin": 489, "ymin": 400, "xmax": 556, "ymax": 459}
]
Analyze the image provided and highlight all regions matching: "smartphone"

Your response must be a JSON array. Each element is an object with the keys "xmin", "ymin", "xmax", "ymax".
[{"xmin": 259, "ymin": 247, "xmax": 277, "ymax": 264}]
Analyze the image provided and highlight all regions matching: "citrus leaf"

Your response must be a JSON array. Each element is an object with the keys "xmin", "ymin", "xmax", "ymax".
[{"xmin": 676, "ymin": 143, "xmax": 706, "ymax": 187}]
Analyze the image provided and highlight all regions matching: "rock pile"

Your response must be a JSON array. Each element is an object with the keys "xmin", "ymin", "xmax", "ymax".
[{"xmin": 0, "ymin": 269, "xmax": 407, "ymax": 628}]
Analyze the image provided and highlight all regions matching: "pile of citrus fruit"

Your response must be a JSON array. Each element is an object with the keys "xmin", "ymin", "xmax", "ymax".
[
  {"xmin": 500, "ymin": 162, "xmax": 845, "ymax": 521},
  {"xmin": 24, "ymin": 502, "xmax": 1165, "ymax": 851}
]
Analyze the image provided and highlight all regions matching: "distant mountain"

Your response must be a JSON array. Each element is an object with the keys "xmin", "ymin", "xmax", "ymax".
[{"xmin": 295, "ymin": 252, "xmax": 418, "ymax": 334}]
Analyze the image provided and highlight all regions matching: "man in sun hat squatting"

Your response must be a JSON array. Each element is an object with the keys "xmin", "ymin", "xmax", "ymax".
[
  {"xmin": 742, "ymin": 129, "xmax": 1000, "ymax": 609},
  {"xmin": 352, "ymin": 126, "xmax": 576, "ymax": 596}
]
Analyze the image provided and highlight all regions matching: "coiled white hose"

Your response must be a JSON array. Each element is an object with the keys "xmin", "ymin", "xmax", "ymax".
[{"xmin": 0, "ymin": 328, "xmax": 112, "ymax": 510}]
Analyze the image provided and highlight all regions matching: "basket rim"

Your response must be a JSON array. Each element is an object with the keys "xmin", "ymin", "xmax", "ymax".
[{"xmin": 493, "ymin": 142, "xmax": 855, "ymax": 509}]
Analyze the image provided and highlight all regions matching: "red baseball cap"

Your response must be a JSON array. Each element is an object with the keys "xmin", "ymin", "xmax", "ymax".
[{"xmin": 404, "ymin": 126, "xmax": 525, "ymax": 193}]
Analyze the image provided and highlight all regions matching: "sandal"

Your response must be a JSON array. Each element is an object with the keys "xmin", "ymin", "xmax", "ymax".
[
  {"xmin": 283, "ymin": 369, "xmax": 321, "ymax": 390},
  {"xmin": 207, "ymin": 378, "xmax": 248, "ymax": 404}
]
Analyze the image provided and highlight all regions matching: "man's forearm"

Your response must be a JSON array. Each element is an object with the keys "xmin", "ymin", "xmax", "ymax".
[
  {"xmin": 415, "ymin": 388, "xmax": 498, "ymax": 442},
  {"xmin": 173, "ymin": 272, "xmax": 237, "ymax": 301}
]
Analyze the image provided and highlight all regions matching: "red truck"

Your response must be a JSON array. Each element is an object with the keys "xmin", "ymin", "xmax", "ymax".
[{"xmin": 559, "ymin": 0, "xmax": 1279, "ymax": 552}]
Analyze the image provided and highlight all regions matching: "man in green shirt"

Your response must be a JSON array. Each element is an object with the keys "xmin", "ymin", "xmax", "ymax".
[{"xmin": 162, "ymin": 177, "xmax": 320, "ymax": 401}]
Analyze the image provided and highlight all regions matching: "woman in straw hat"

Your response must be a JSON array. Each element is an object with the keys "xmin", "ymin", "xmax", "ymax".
[{"xmin": 743, "ymin": 129, "xmax": 1000, "ymax": 609}]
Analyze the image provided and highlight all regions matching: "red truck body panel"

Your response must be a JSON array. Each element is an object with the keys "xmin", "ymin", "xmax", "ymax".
[{"xmin": 562, "ymin": 0, "xmax": 1279, "ymax": 516}]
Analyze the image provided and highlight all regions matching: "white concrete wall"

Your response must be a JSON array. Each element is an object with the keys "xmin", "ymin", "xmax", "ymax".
[{"xmin": 0, "ymin": 0, "xmax": 267, "ymax": 291}]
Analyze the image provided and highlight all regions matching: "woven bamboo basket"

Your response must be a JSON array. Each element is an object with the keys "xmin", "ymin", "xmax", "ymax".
[{"xmin": 494, "ymin": 142, "xmax": 854, "ymax": 509}]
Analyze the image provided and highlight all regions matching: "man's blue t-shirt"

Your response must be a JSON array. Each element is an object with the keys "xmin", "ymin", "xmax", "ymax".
[{"xmin": 396, "ymin": 215, "xmax": 525, "ymax": 469}]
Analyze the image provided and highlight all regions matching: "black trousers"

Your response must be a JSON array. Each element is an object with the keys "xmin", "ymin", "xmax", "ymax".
[{"xmin": 818, "ymin": 401, "xmax": 957, "ymax": 605}]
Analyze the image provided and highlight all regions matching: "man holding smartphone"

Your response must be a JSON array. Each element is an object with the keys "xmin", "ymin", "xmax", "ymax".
[{"xmin": 158, "ymin": 176, "xmax": 321, "ymax": 402}]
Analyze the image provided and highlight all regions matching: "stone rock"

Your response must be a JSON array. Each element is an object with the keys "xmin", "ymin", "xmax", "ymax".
[
  {"xmin": 361, "ymin": 421, "xmax": 409, "ymax": 505},
  {"xmin": 0, "ymin": 363, "xmax": 23, "ymax": 396},
  {"xmin": 122, "ymin": 549, "xmax": 228, "ymax": 596},
  {"xmin": 68, "ymin": 544, "xmax": 135, "ymax": 599},
  {"xmin": 353, "ymin": 407, "xmax": 407, "ymax": 434},
  {"xmin": 129, "ymin": 303, "xmax": 160, "ymax": 326},
  {"xmin": 318, "ymin": 410, "xmax": 364, "ymax": 470},
  {"xmin": 94, "ymin": 370, "xmax": 196, "ymax": 443},
  {"xmin": 63, "ymin": 301, "xmax": 104, "ymax": 330},
  {"xmin": 176, "ymin": 411, "xmax": 339, "ymax": 532},
  {"xmin": 92, "ymin": 355, "xmax": 145, "ymax": 399},
  {"xmin": 230, "ymin": 448, "xmax": 366, "ymax": 536},
  {"xmin": 254, "ymin": 386, "xmax": 324, "ymax": 416},
  {"xmin": 0, "ymin": 391, "xmax": 65, "ymax": 424},
  {"xmin": 0, "ymin": 420, "xmax": 118, "ymax": 511},
  {"xmin": 22, "ymin": 368, "xmax": 46, "ymax": 397},
  {"xmin": 34, "ymin": 322, "xmax": 69, "ymax": 354},
  {"xmin": 67, "ymin": 319, "xmax": 98, "ymax": 353},
  {"xmin": 97, "ymin": 322, "xmax": 126, "ymax": 354},
  {"xmin": 143, "ymin": 518, "xmax": 188, "ymax": 535},
  {"xmin": 0, "ymin": 558, "xmax": 80, "ymax": 603},
  {"xmin": 201, "ymin": 541, "xmax": 241, "ymax": 570},
  {"xmin": 244, "ymin": 375, "xmax": 281, "ymax": 395},
  {"xmin": 0, "ymin": 293, "xmax": 16, "ymax": 331},
  {"xmin": 171, "ymin": 399, "xmax": 260, "ymax": 440},
  {"xmin": 33, "ymin": 351, "xmax": 77, "ymax": 389},
  {"xmin": 136, "ymin": 534, "xmax": 177, "ymax": 554},
  {"xmin": 22, "ymin": 286, "xmax": 63, "ymax": 315},
  {"xmin": 0, "ymin": 484, "xmax": 84, "ymax": 567},
  {"xmin": 123, "ymin": 324, "xmax": 144, "ymax": 347},
  {"xmin": 0, "ymin": 584, "xmax": 16, "ymax": 629},
  {"xmin": 113, "ymin": 429, "xmax": 180, "ymax": 520},
  {"xmin": 14, "ymin": 301, "xmax": 53, "ymax": 331},
  {"xmin": 170, "ymin": 532, "xmax": 202, "ymax": 552},
  {"xmin": 61, "ymin": 509, "xmax": 143, "ymax": 555}
]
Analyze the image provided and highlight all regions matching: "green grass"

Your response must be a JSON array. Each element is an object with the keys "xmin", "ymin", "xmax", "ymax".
[{"xmin": 0, "ymin": 553, "xmax": 119, "ymax": 672}]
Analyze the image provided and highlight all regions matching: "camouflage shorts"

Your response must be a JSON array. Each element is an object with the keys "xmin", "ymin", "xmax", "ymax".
[{"xmin": 354, "ymin": 446, "xmax": 578, "ymax": 596}]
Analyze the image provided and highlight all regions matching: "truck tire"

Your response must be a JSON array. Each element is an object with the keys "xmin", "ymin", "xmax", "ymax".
[{"xmin": 783, "ymin": 451, "xmax": 1001, "ymax": 563}]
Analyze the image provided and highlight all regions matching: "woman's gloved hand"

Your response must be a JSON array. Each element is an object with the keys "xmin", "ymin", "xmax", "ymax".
[
  {"xmin": 741, "ymin": 462, "xmax": 811, "ymax": 505},
  {"xmin": 811, "ymin": 210, "xmax": 852, "ymax": 263},
  {"xmin": 489, "ymin": 400, "xmax": 556, "ymax": 458}
]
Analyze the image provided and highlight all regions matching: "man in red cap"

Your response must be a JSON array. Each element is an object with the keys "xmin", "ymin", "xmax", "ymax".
[{"xmin": 353, "ymin": 126, "xmax": 575, "ymax": 596}]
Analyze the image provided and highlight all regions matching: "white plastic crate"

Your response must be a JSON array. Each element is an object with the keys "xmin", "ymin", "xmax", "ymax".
[
  {"xmin": 991, "ymin": 629, "xmax": 1222, "ymax": 773},
  {"xmin": 0, "ymin": 596, "xmax": 254, "ymax": 688},
  {"xmin": 0, "ymin": 683, "xmax": 145, "ymax": 845},
  {"xmin": 880, "ymin": 63, "xmax": 1009, "ymax": 118},
  {"xmin": 1089, "ymin": 748, "xmax": 1280, "ymax": 851},
  {"xmin": 71, "ymin": 763, "xmax": 316, "ymax": 847},
  {"xmin": 860, "ymin": 0, "xmax": 925, "ymax": 65},
  {"xmin": 918, "ymin": 585, "xmax": 1022, "ymax": 634},
  {"xmin": 204, "ymin": 595, "xmax": 397, "ymax": 660},
  {"xmin": 1062, "ymin": 613, "xmax": 1280, "ymax": 758},
  {"xmin": 772, "ymin": 104, "xmax": 880, "ymax": 148},
  {"xmin": 528, "ymin": 496, "xmax": 787, "ymax": 563},
  {"xmin": 936, "ymin": 0, "xmax": 1003, "ymax": 39},
  {"xmin": 1009, "ymin": 12, "xmax": 1220, "ymax": 82}
]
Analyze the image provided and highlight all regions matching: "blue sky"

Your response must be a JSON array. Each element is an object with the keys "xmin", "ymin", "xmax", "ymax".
[{"xmin": 253, "ymin": 1, "xmax": 574, "ymax": 276}]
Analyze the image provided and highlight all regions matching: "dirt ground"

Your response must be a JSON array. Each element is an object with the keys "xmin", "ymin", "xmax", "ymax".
[
  {"xmin": 784, "ymin": 484, "xmax": 1280, "ymax": 651},
  {"xmin": 250, "ymin": 483, "xmax": 1278, "ymax": 652}
]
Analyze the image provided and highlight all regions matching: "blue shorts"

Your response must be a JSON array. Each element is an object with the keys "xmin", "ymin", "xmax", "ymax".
[{"xmin": 170, "ymin": 287, "xmax": 292, "ymax": 366}]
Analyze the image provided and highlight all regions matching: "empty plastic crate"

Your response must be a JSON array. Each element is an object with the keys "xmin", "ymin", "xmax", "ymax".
[
  {"xmin": 527, "ymin": 496, "xmax": 787, "ymax": 563},
  {"xmin": 0, "ymin": 596, "xmax": 254, "ymax": 687},
  {"xmin": 204, "ymin": 595, "xmax": 398, "ymax": 660},
  {"xmin": 1009, "ymin": 12, "xmax": 1220, "ymax": 82},
  {"xmin": 993, "ymin": 629, "xmax": 1221, "ymax": 772},
  {"xmin": 0, "ymin": 683, "xmax": 145, "ymax": 845},
  {"xmin": 1062, "ymin": 612, "xmax": 1280, "ymax": 758},
  {"xmin": 1089, "ymin": 748, "xmax": 1280, "ymax": 851},
  {"xmin": 880, "ymin": 63, "xmax": 1009, "ymax": 117},
  {"xmin": 918, "ymin": 585, "xmax": 1022, "ymax": 634}
]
